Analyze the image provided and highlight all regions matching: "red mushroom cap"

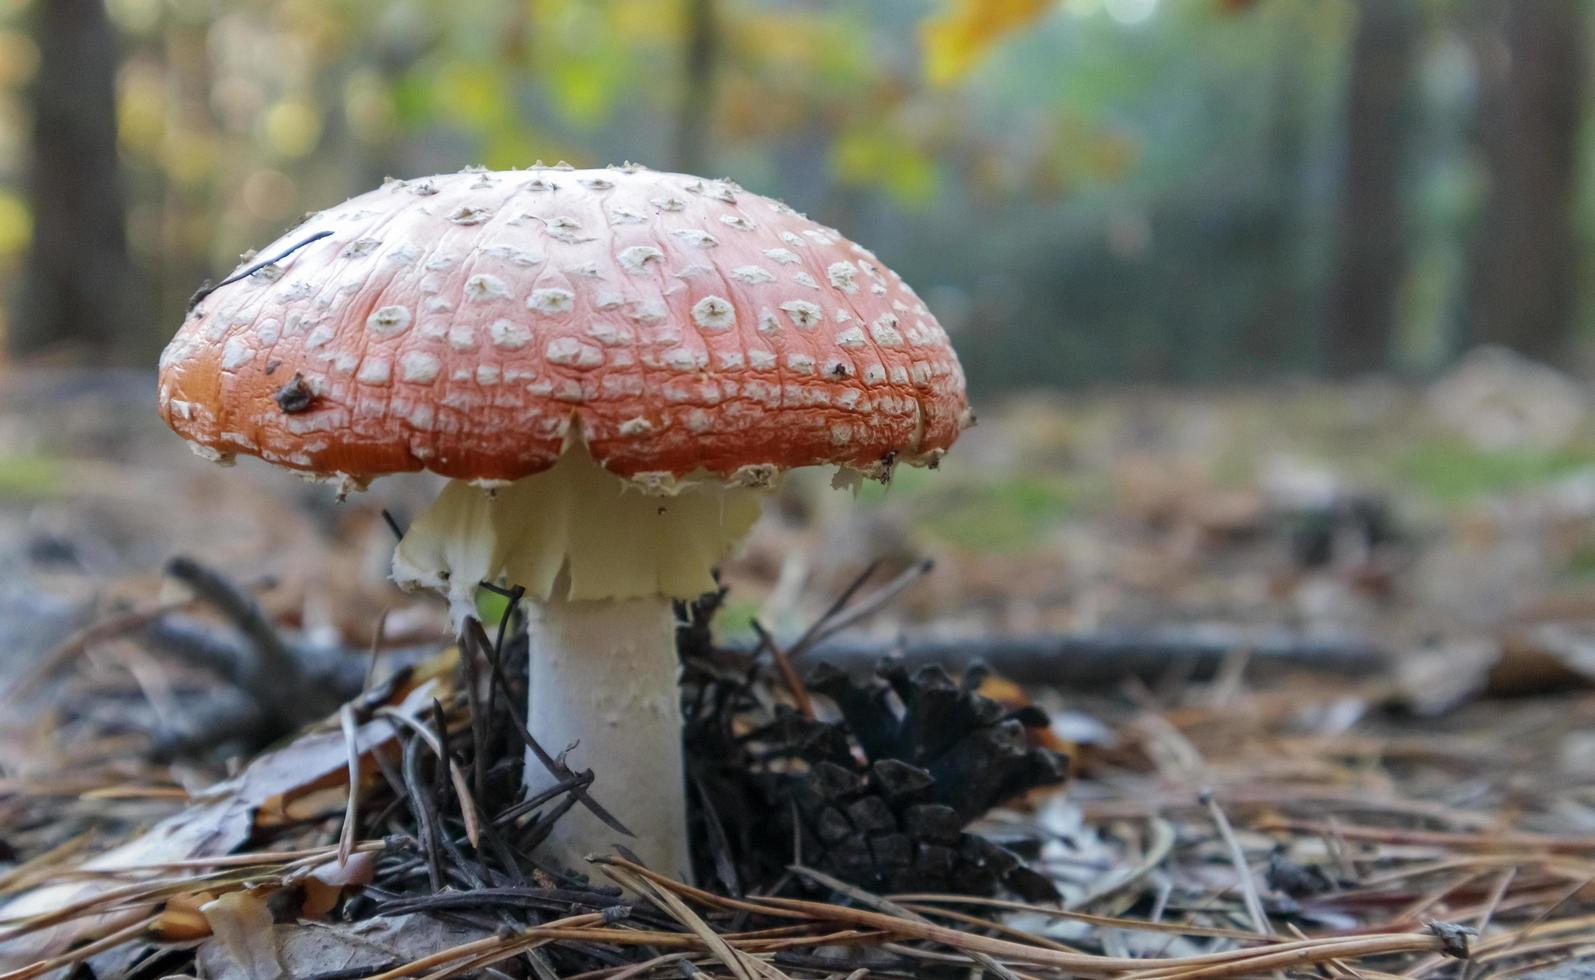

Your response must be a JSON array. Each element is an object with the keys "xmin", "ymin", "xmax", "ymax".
[{"xmin": 157, "ymin": 165, "xmax": 970, "ymax": 486}]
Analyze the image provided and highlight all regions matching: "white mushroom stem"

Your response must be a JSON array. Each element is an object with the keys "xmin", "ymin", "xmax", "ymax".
[
  {"xmin": 391, "ymin": 443, "xmax": 765, "ymax": 878},
  {"xmin": 523, "ymin": 593, "xmax": 688, "ymax": 877}
]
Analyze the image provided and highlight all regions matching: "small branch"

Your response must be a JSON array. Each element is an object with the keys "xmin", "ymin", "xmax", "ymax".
[
  {"xmin": 779, "ymin": 627, "xmax": 1387, "ymax": 686},
  {"xmin": 164, "ymin": 555, "xmax": 332, "ymax": 727},
  {"xmin": 338, "ymin": 705, "xmax": 362, "ymax": 866},
  {"xmin": 788, "ymin": 559, "xmax": 934, "ymax": 660},
  {"xmin": 1201, "ymin": 788, "xmax": 1272, "ymax": 938},
  {"xmin": 188, "ymin": 229, "xmax": 332, "ymax": 309},
  {"xmin": 748, "ymin": 620, "xmax": 812, "ymax": 720}
]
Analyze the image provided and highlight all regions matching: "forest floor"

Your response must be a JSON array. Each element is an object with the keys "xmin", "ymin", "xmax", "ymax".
[{"xmin": 0, "ymin": 349, "xmax": 1592, "ymax": 977}]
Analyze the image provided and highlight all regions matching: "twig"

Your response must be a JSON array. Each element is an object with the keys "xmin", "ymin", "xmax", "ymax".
[
  {"xmin": 779, "ymin": 560, "xmax": 881, "ymax": 657},
  {"xmin": 164, "ymin": 555, "xmax": 334, "ymax": 726},
  {"xmin": 465, "ymin": 618, "xmax": 633, "ymax": 839},
  {"xmin": 187, "ymin": 229, "xmax": 332, "ymax": 309},
  {"xmin": 0, "ymin": 914, "xmax": 159, "ymax": 980},
  {"xmin": 1, "ymin": 582, "xmax": 269, "ymax": 711},
  {"xmin": 381, "ymin": 509, "xmax": 406, "ymax": 542},
  {"xmin": 786, "ymin": 627, "xmax": 1387, "ymax": 684},
  {"xmin": 749, "ymin": 620, "xmax": 813, "ymax": 720},
  {"xmin": 1075, "ymin": 817, "xmax": 1178, "ymax": 911},
  {"xmin": 789, "ymin": 864, "xmax": 1023, "ymax": 980},
  {"xmin": 603, "ymin": 865, "xmax": 756, "ymax": 980},
  {"xmin": 787, "ymin": 559, "xmax": 934, "ymax": 661},
  {"xmin": 338, "ymin": 704, "xmax": 361, "ymax": 866},
  {"xmin": 365, "ymin": 609, "xmax": 390, "ymax": 692},
  {"xmin": 1200, "ymin": 788, "xmax": 1272, "ymax": 938},
  {"xmin": 399, "ymin": 731, "xmax": 445, "ymax": 893},
  {"xmin": 375, "ymin": 706, "xmax": 482, "ymax": 850}
]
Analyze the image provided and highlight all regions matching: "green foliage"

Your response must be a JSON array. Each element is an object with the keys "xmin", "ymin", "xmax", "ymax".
[
  {"xmin": 915, "ymin": 475, "xmax": 1076, "ymax": 553},
  {"xmin": 711, "ymin": 596, "xmax": 763, "ymax": 642},
  {"xmin": 856, "ymin": 467, "xmax": 1078, "ymax": 554},
  {"xmin": 0, "ymin": 0, "xmax": 1579, "ymax": 383},
  {"xmin": 0, "ymin": 453, "xmax": 64, "ymax": 500},
  {"xmin": 474, "ymin": 586, "xmax": 512, "ymax": 628},
  {"xmin": 1396, "ymin": 440, "xmax": 1593, "ymax": 502},
  {"xmin": 830, "ymin": 126, "xmax": 940, "ymax": 206}
]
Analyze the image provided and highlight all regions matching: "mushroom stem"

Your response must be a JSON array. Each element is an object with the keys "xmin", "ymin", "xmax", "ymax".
[
  {"xmin": 523, "ymin": 593, "xmax": 691, "ymax": 880},
  {"xmin": 391, "ymin": 444, "xmax": 768, "ymax": 881}
]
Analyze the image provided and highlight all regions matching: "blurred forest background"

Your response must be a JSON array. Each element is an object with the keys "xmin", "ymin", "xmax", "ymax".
[{"xmin": 0, "ymin": 0, "xmax": 1590, "ymax": 391}]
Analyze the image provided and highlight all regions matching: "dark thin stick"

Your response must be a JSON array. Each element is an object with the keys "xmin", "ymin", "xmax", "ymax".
[
  {"xmin": 373, "ymin": 888, "xmax": 633, "ymax": 919},
  {"xmin": 478, "ymin": 581, "xmax": 523, "ymax": 599},
  {"xmin": 484, "ymin": 586, "xmax": 525, "ymax": 756},
  {"xmin": 494, "ymin": 772, "xmax": 597, "ymax": 827},
  {"xmin": 788, "ymin": 559, "xmax": 934, "ymax": 660},
  {"xmin": 776, "ymin": 627, "xmax": 1389, "ymax": 686},
  {"xmin": 400, "ymin": 730, "xmax": 444, "ymax": 892},
  {"xmin": 432, "ymin": 697, "xmax": 453, "ymax": 808},
  {"xmin": 481, "ymin": 586, "xmax": 523, "ymax": 773},
  {"xmin": 378, "ymin": 704, "xmax": 484, "ymax": 848},
  {"xmin": 188, "ymin": 229, "xmax": 332, "ymax": 309},
  {"xmin": 465, "ymin": 618, "xmax": 633, "ymax": 838},
  {"xmin": 380, "ymin": 509, "xmax": 406, "ymax": 542},
  {"xmin": 164, "ymin": 555, "xmax": 333, "ymax": 726},
  {"xmin": 430, "ymin": 699, "xmax": 456, "ymax": 823},
  {"xmin": 493, "ymin": 585, "xmax": 524, "ymax": 656},
  {"xmin": 435, "ymin": 813, "xmax": 490, "ymax": 892},
  {"xmin": 459, "ymin": 629, "xmax": 490, "ymax": 809},
  {"xmin": 518, "ymin": 789, "xmax": 585, "ymax": 855},
  {"xmin": 763, "ymin": 560, "xmax": 880, "ymax": 660},
  {"xmin": 471, "ymin": 810, "xmax": 530, "ymax": 890},
  {"xmin": 693, "ymin": 777, "xmax": 741, "ymax": 898},
  {"xmin": 430, "ymin": 697, "xmax": 475, "ymax": 884}
]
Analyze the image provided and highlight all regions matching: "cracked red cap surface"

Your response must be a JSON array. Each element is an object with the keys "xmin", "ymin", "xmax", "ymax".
[{"xmin": 157, "ymin": 164, "xmax": 971, "ymax": 486}]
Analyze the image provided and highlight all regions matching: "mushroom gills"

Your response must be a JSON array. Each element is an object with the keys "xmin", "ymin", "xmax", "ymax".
[{"xmin": 391, "ymin": 442, "xmax": 766, "ymax": 625}]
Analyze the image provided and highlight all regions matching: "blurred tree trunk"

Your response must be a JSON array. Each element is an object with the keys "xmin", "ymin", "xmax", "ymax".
[
  {"xmin": 1465, "ymin": 0, "xmax": 1586, "ymax": 362},
  {"xmin": 1325, "ymin": 0, "xmax": 1419, "ymax": 377},
  {"xmin": 1239, "ymin": 4, "xmax": 1312, "ymax": 377},
  {"xmin": 15, "ymin": 0, "xmax": 138, "ymax": 361},
  {"xmin": 672, "ymin": 0, "xmax": 719, "ymax": 174}
]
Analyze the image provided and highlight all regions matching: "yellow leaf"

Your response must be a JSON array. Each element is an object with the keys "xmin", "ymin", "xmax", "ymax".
[
  {"xmin": 0, "ymin": 190, "xmax": 29, "ymax": 256},
  {"xmin": 830, "ymin": 129, "xmax": 940, "ymax": 206},
  {"xmin": 921, "ymin": 0, "xmax": 1056, "ymax": 85},
  {"xmin": 261, "ymin": 100, "xmax": 322, "ymax": 159}
]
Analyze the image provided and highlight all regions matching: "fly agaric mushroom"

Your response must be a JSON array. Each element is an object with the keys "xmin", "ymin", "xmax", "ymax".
[{"xmin": 156, "ymin": 163, "xmax": 970, "ymax": 879}]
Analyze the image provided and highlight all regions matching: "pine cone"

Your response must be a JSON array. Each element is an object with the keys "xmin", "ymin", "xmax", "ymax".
[
  {"xmin": 784, "ymin": 662, "xmax": 1066, "ymax": 899},
  {"xmin": 682, "ymin": 615, "xmax": 1067, "ymax": 902}
]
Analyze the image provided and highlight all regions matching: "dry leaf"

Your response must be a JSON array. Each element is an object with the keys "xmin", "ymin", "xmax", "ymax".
[
  {"xmin": 153, "ymin": 891, "xmax": 216, "ymax": 942},
  {"xmin": 299, "ymin": 851, "xmax": 376, "ymax": 919},
  {"xmin": 195, "ymin": 914, "xmax": 490, "ymax": 979},
  {"xmin": 0, "ymin": 681, "xmax": 438, "ymax": 970},
  {"xmin": 201, "ymin": 889, "xmax": 283, "ymax": 980}
]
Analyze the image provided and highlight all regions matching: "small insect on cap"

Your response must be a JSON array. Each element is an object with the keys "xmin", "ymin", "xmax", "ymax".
[{"xmin": 156, "ymin": 163, "xmax": 971, "ymax": 492}]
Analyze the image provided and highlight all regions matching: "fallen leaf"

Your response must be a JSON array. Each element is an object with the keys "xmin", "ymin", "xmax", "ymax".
[
  {"xmin": 201, "ymin": 889, "xmax": 283, "ymax": 980},
  {"xmin": 300, "ymin": 851, "xmax": 376, "ymax": 920},
  {"xmin": 0, "ymin": 681, "xmax": 438, "ymax": 970},
  {"xmin": 195, "ymin": 914, "xmax": 490, "ymax": 979}
]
